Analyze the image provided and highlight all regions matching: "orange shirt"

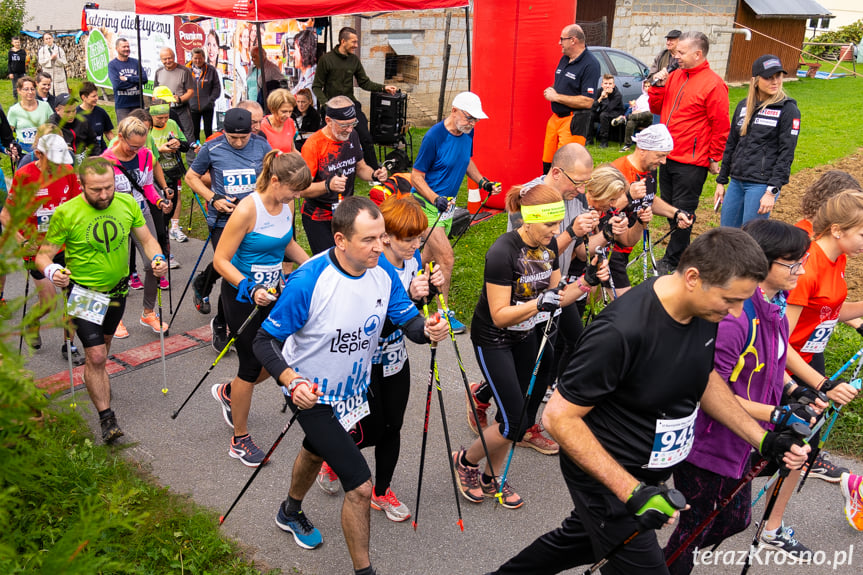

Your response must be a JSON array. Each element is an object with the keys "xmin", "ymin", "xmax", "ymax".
[
  {"xmin": 787, "ymin": 241, "xmax": 847, "ymax": 363},
  {"xmin": 260, "ymin": 115, "xmax": 296, "ymax": 153}
]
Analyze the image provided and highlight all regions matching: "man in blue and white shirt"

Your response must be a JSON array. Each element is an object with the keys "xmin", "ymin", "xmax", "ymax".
[{"xmin": 255, "ymin": 196, "xmax": 448, "ymax": 574}]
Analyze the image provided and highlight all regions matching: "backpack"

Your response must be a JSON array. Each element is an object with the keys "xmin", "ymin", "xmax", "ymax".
[
  {"xmin": 729, "ymin": 298, "xmax": 765, "ymax": 386},
  {"xmin": 369, "ymin": 172, "xmax": 412, "ymax": 205}
]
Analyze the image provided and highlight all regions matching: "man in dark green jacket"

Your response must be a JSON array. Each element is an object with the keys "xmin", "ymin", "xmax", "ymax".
[{"xmin": 313, "ymin": 26, "xmax": 398, "ymax": 171}]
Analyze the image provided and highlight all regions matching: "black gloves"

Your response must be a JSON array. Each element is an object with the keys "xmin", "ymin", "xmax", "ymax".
[
  {"xmin": 625, "ymin": 483, "xmax": 687, "ymax": 532},
  {"xmin": 770, "ymin": 403, "xmax": 817, "ymax": 429},
  {"xmin": 434, "ymin": 195, "xmax": 450, "ymax": 213},
  {"xmin": 478, "ymin": 177, "xmax": 496, "ymax": 193},
  {"xmin": 759, "ymin": 422, "xmax": 809, "ymax": 469},
  {"xmin": 819, "ymin": 378, "xmax": 846, "ymax": 393},
  {"xmin": 788, "ymin": 384, "xmax": 828, "ymax": 405}
]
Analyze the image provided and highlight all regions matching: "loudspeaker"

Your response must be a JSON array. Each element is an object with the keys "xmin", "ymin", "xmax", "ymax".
[{"xmin": 370, "ymin": 91, "xmax": 407, "ymax": 146}]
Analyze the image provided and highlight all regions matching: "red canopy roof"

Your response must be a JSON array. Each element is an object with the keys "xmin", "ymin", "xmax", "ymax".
[{"xmin": 134, "ymin": 0, "xmax": 468, "ymax": 21}]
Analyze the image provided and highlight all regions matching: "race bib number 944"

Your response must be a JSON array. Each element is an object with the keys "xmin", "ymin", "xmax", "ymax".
[{"xmin": 646, "ymin": 409, "xmax": 698, "ymax": 469}]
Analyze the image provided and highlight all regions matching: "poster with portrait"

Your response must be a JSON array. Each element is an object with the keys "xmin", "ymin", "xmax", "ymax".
[{"xmin": 176, "ymin": 17, "xmax": 318, "ymax": 129}]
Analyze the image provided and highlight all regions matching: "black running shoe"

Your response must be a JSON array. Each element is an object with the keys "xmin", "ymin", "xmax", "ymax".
[
  {"xmin": 62, "ymin": 343, "xmax": 86, "ymax": 366},
  {"xmin": 193, "ymin": 274, "xmax": 211, "ymax": 314},
  {"xmin": 99, "ymin": 411, "xmax": 124, "ymax": 444}
]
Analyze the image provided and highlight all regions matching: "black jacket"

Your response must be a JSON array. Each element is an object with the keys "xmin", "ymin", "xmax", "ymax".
[
  {"xmin": 593, "ymin": 86, "xmax": 624, "ymax": 117},
  {"xmin": 716, "ymin": 97, "xmax": 800, "ymax": 189},
  {"xmin": 187, "ymin": 63, "xmax": 222, "ymax": 113}
]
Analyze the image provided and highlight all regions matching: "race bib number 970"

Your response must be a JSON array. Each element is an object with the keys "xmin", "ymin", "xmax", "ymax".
[
  {"xmin": 646, "ymin": 409, "xmax": 698, "ymax": 469},
  {"xmin": 67, "ymin": 284, "xmax": 110, "ymax": 325},
  {"xmin": 800, "ymin": 318, "xmax": 837, "ymax": 354}
]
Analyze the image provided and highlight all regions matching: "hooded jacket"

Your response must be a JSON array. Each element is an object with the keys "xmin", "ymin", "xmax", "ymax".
[
  {"xmin": 686, "ymin": 291, "xmax": 788, "ymax": 479},
  {"xmin": 716, "ymin": 97, "xmax": 800, "ymax": 189},
  {"xmin": 648, "ymin": 59, "xmax": 730, "ymax": 167},
  {"xmin": 186, "ymin": 61, "xmax": 222, "ymax": 113}
]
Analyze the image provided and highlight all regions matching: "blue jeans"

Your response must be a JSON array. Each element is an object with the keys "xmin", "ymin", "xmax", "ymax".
[{"xmin": 720, "ymin": 178, "xmax": 770, "ymax": 228}]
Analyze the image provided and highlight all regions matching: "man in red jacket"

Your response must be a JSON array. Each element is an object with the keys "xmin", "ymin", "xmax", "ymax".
[{"xmin": 649, "ymin": 31, "xmax": 729, "ymax": 273}]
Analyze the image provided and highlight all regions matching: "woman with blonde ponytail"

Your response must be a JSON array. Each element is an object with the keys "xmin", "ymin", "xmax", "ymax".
[{"xmin": 211, "ymin": 150, "xmax": 311, "ymax": 467}]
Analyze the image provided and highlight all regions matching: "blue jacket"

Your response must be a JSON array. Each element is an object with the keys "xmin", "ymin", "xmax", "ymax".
[
  {"xmin": 109, "ymin": 58, "xmax": 148, "ymax": 110},
  {"xmin": 686, "ymin": 290, "xmax": 788, "ymax": 479}
]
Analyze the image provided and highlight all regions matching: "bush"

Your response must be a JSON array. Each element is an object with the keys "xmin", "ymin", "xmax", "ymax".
[{"xmin": 804, "ymin": 19, "xmax": 863, "ymax": 59}]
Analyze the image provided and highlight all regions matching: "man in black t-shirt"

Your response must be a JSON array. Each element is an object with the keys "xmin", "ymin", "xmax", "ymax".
[{"xmin": 489, "ymin": 228, "xmax": 811, "ymax": 575}]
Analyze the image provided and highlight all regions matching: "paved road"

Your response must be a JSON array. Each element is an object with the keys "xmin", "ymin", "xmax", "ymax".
[{"xmin": 18, "ymin": 237, "xmax": 863, "ymax": 574}]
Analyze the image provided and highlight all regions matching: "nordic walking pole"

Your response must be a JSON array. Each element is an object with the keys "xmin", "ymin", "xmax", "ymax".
[
  {"xmin": 157, "ymin": 279, "xmax": 169, "ymax": 396},
  {"xmin": 171, "ymin": 302, "xmax": 264, "ymax": 419},
  {"xmin": 496, "ymin": 280, "xmax": 565, "ymax": 504},
  {"xmin": 740, "ymin": 422, "xmax": 810, "ymax": 575},
  {"xmin": 425, "ymin": 305, "xmax": 465, "ymax": 531},
  {"xmin": 61, "ymin": 290, "xmax": 78, "ymax": 409},
  {"xmin": 584, "ymin": 489, "xmax": 687, "ymax": 574},
  {"xmin": 168, "ymin": 227, "xmax": 212, "ymax": 331},
  {"xmin": 796, "ymin": 376, "xmax": 863, "ymax": 493},
  {"xmin": 598, "ymin": 246, "xmax": 617, "ymax": 300},
  {"xmin": 419, "ymin": 208, "xmax": 444, "ymax": 254},
  {"xmin": 412, "ymin": 310, "xmax": 437, "ymax": 532},
  {"xmin": 434, "ymin": 285, "xmax": 499, "ymax": 492},
  {"xmin": 665, "ymin": 458, "xmax": 769, "ymax": 567},
  {"xmin": 18, "ymin": 272, "xmax": 30, "ymax": 353},
  {"xmin": 219, "ymin": 399, "xmax": 309, "ymax": 525},
  {"xmin": 164, "ymin": 208, "xmax": 173, "ymax": 315},
  {"xmin": 450, "ymin": 184, "xmax": 497, "ymax": 250}
]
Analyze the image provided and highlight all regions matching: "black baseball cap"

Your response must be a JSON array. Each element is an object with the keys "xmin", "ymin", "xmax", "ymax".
[
  {"xmin": 752, "ymin": 54, "xmax": 787, "ymax": 78},
  {"xmin": 665, "ymin": 30, "xmax": 682, "ymax": 39},
  {"xmin": 224, "ymin": 108, "xmax": 252, "ymax": 134}
]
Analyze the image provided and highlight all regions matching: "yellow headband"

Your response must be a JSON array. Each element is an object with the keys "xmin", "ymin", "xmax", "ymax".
[{"xmin": 522, "ymin": 201, "xmax": 566, "ymax": 223}]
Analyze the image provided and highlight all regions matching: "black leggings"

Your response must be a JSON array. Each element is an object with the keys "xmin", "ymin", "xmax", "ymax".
[
  {"xmin": 220, "ymin": 282, "xmax": 273, "ymax": 381},
  {"xmin": 351, "ymin": 360, "xmax": 411, "ymax": 495},
  {"xmin": 301, "ymin": 213, "xmax": 335, "ymax": 255},
  {"xmin": 472, "ymin": 330, "xmax": 553, "ymax": 441}
]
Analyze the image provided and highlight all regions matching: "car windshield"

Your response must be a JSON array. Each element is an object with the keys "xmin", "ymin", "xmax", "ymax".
[{"xmin": 608, "ymin": 51, "xmax": 645, "ymax": 78}]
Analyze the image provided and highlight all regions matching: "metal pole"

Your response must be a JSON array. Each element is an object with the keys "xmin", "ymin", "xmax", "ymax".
[
  {"xmin": 437, "ymin": 12, "xmax": 453, "ymax": 122},
  {"xmin": 135, "ymin": 15, "xmax": 145, "ymax": 109},
  {"xmin": 464, "ymin": 6, "xmax": 471, "ymax": 90}
]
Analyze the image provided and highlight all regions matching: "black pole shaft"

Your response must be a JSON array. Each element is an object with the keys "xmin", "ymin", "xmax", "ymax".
[
  {"xmin": 437, "ymin": 12, "xmax": 452, "ymax": 122},
  {"xmin": 135, "ymin": 15, "xmax": 145, "ymax": 110},
  {"xmin": 256, "ymin": 23, "xmax": 268, "ymax": 105}
]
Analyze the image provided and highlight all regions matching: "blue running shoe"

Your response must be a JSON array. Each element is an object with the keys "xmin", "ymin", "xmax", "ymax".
[
  {"xmin": 275, "ymin": 502, "xmax": 323, "ymax": 549},
  {"xmin": 447, "ymin": 309, "xmax": 466, "ymax": 334}
]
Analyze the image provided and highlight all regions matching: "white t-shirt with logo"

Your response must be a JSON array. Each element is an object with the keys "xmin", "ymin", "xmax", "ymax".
[{"xmin": 261, "ymin": 249, "xmax": 419, "ymax": 405}]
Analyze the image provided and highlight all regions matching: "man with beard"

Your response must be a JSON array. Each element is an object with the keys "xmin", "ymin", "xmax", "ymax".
[
  {"xmin": 35, "ymin": 157, "xmax": 168, "ymax": 443},
  {"xmin": 300, "ymin": 96, "xmax": 387, "ymax": 254}
]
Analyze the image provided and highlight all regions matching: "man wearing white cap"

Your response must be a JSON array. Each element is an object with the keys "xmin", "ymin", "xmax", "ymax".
[
  {"xmin": 411, "ymin": 91, "xmax": 501, "ymax": 333},
  {"xmin": 1, "ymin": 132, "xmax": 83, "ymax": 362},
  {"xmin": 609, "ymin": 124, "xmax": 692, "ymax": 295}
]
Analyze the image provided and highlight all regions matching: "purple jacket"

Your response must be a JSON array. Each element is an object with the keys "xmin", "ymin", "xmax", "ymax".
[{"xmin": 686, "ymin": 290, "xmax": 788, "ymax": 479}]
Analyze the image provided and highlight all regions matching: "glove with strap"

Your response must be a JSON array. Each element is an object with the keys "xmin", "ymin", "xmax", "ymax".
[
  {"xmin": 759, "ymin": 421, "xmax": 809, "ymax": 471},
  {"xmin": 478, "ymin": 177, "xmax": 497, "ymax": 193},
  {"xmin": 819, "ymin": 377, "xmax": 846, "ymax": 393},
  {"xmin": 583, "ymin": 259, "xmax": 602, "ymax": 287},
  {"xmin": 625, "ymin": 483, "xmax": 687, "ymax": 532},
  {"xmin": 434, "ymin": 195, "xmax": 450, "ymax": 213},
  {"xmin": 787, "ymin": 383, "xmax": 828, "ymax": 405},
  {"xmin": 770, "ymin": 403, "xmax": 816, "ymax": 430},
  {"xmin": 236, "ymin": 277, "xmax": 273, "ymax": 304},
  {"xmin": 536, "ymin": 289, "xmax": 561, "ymax": 313}
]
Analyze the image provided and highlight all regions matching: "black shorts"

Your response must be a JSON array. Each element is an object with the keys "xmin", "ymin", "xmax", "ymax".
[
  {"xmin": 290, "ymin": 401, "xmax": 372, "ymax": 492},
  {"xmin": 26, "ymin": 251, "xmax": 65, "ymax": 280},
  {"xmin": 220, "ymin": 281, "xmax": 273, "ymax": 382},
  {"xmin": 606, "ymin": 249, "xmax": 631, "ymax": 289},
  {"xmin": 71, "ymin": 293, "xmax": 127, "ymax": 348}
]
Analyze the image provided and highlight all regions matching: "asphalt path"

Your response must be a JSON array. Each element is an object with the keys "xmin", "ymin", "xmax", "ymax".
[{"xmin": 17, "ymin": 236, "xmax": 863, "ymax": 574}]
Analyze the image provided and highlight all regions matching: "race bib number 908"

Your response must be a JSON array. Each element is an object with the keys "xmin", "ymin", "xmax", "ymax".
[{"xmin": 333, "ymin": 394, "xmax": 370, "ymax": 431}]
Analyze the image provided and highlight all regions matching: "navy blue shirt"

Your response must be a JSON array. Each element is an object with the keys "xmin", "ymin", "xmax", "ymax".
[
  {"xmin": 551, "ymin": 49, "xmax": 602, "ymax": 117},
  {"xmin": 78, "ymin": 105, "xmax": 114, "ymax": 153},
  {"xmin": 109, "ymin": 58, "xmax": 148, "ymax": 110}
]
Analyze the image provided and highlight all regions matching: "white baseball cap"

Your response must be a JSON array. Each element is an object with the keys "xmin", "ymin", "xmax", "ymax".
[
  {"xmin": 633, "ymin": 124, "xmax": 674, "ymax": 152},
  {"xmin": 37, "ymin": 133, "xmax": 74, "ymax": 165},
  {"xmin": 452, "ymin": 91, "xmax": 488, "ymax": 120}
]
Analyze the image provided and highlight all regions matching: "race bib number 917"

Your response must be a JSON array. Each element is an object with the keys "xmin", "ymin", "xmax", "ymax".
[
  {"xmin": 800, "ymin": 318, "xmax": 837, "ymax": 354},
  {"xmin": 646, "ymin": 409, "xmax": 698, "ymax": 469}
]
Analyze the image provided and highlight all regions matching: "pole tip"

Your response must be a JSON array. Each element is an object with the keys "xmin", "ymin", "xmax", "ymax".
[
  {"xmin": 171, "ymin": 412, "xmax": 178, "ymax": 419},
  {"xmin": 411, "ymin": 521, "xmax": 418, "ymax": 531},
  {"xmin": 457, "ymin": 518, "xmax": 464, "ymax": 531},
  {"xmin": 219, "ymin": 516, "xmax": 225, "ymax": 525}
]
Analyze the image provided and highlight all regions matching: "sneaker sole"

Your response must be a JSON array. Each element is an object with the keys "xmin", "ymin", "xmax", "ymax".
[
  {"xmin": 809, "ymin": 471, "xmax": 844, "ymax": 483},
  {"xmin": 113, "ymin": 330, "xmax": 130, "ymax": 339},
  {"xmin": 480, "ymin": 485, "xmax": 525, "ymax": 509},
  {"xmin": 274, "ymin": 515, "xmax": 322, "ymax": 549},
  {"xmin": 756, "ymin": 541, "xmax": 812, "ymax": 562},
  {"xmin": 211, "ymin": 384, "xmax": 234, "ymax": 429},
  {"xmin": 140, "ymin": 318, "xmax": 169, "ymax": 334},
  {"xmin": 516, "ymin": 439, "xmax": 559, "ymax": 455},
  {"xmin": 316, "ymin": 477, "xmax": 340, "ymax": 495},
  {"xmin": 228, "ymin": 447, "xmax": 264, "ymax": 468},
  {"xmin": 103, "ymin": 427, "xmax": 124, "ymax": 444},
  {"xmin": 370, "ymin": 501, "xmax": 411, "ymax": 522}
]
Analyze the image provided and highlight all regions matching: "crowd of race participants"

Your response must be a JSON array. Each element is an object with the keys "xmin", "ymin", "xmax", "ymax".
[{"xmin": 3, "ymin": 22, "xmax": 863, "ymax": 575}]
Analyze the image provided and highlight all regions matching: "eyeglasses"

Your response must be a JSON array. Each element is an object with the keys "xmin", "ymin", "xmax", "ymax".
[
  {"xmin": 458, "ymin": 109, "xmax": 478, "ymax": 124},
  {"xmin": 561, "ymin": 170, "xmax": 592, "ymax": 189},
  {"xmin": 773, "ymin": 252, "xmax": 809, "ymax": 275},
  {"xmin": 560, "ymin": 36, "xmax": 574, "ymax": 42},
  {"xmin": 331, "ymin": 119, "xmax": 358, "ymax": 130}
]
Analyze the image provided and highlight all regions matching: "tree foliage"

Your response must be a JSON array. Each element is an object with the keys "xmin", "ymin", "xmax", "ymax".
[{"xmin": 0, "ymin": 0, "xmax": 27, "ymax": 76}]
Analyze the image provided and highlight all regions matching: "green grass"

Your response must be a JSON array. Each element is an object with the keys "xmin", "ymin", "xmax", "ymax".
[{"xmin": 0, "ymin": 408, "xmax": 277, "ymax": 574}]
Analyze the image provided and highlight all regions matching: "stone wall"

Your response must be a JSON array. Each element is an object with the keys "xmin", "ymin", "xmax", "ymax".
[
  {"xmin": 610, "ymin": 0, "xmax": 737, "ymax": 79},
  {"xmin": 334, "ymin": 9, "xmax": 471, "ymax": 127},
  {"xmin": 21, "ymin": 35, "xmax": 86, "ymax": 82}
]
